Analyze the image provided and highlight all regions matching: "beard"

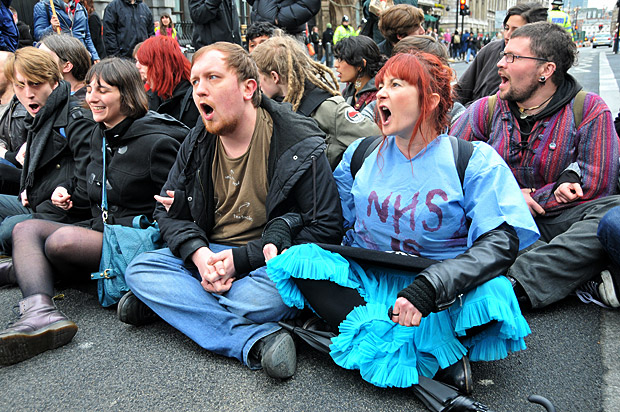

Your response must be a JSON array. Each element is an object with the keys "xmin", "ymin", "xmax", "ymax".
[
  {"xmin": 202, "ymin": 113, "xmax": 241, "ymax": 137},
  {"xmin": 500, "ymin": 76, "xmax": 544, "ymax": 104}
]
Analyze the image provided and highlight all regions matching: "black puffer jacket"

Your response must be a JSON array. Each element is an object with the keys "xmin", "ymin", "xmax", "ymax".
[
  {"xmin": 155, "ymin": 96, "xmax": 343, "ymax": 275},
  {"xmin": 103, "ymin": 0, "xmax": 153, "ymax": 58},
  {"xmin": 248, "ymin": 0, "xmax": 320, "ymax": 35},
  {"xmin": 189, "ymin": 0, "xmax": 241, "ymax": 48},
  {"xmin": 85, "ymin": 111, "xmax": 186, "ymax": 231}
]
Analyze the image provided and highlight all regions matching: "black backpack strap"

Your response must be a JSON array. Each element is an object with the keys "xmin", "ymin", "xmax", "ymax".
[
  {"xmin": 448, "ymin": 135, "xmax": 474, "ymax": 188},
  {"xmin": 350, "ymin": 135, "xmax": 382, "ymax": 179}
]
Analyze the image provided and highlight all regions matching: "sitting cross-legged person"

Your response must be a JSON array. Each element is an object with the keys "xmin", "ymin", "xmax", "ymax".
[
  {"xmin": 450, "ymin": 22, "xmax": 620, "ymax": 310},
  {"xmin": 0, "ymin": 57, "xmax": 186, "ymax": 365},
  {"xmin": 265, "ymin": 52, "xmax": 539, "ymax": 411},
  {"xmin": 122, "ymin": 42, "xmax": 343, "ymax": 380}
]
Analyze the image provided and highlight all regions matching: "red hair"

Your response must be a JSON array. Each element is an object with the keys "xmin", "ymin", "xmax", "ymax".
[
  {"xmin": 375, "ymin": 52, "xmax": 453, "ymax": 151},
  {"xmin": 136, "ymin": 36, "xmax": 191, "ymax": 100}
]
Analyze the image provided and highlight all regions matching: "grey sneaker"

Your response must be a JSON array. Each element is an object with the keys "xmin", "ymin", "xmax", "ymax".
[
  {"xmin": 576, "ymin": 269, "xmax": 620, "ymax": 308},
  {"xmin": 254, "ymin": 329, "xmax": 296, "ymax": 379}
]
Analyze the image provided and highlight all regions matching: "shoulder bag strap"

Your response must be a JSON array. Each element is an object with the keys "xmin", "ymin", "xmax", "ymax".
[{"xmin": 101, "ymin": 135, "xmax": 108, "ymax": 223}]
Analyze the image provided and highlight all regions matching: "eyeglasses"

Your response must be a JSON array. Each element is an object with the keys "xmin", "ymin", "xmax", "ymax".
[{"xmin": 499, "ymin": 51, "xmax": 550, "ymax": 64}]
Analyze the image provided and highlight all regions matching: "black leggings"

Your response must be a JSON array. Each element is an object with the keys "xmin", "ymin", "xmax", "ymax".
[
  {"xmin": 293, "ymin": 278, "xmax": 366, "ymax": 330},
  {"xmin": 12, "ymin": 219, "xmax": 102, "ymax": 298}
]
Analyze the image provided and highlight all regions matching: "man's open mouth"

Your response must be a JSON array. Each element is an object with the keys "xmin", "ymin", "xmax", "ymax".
[{"xmin": 201, "ymin": 103, "xmax": 214, "ymax": 117}]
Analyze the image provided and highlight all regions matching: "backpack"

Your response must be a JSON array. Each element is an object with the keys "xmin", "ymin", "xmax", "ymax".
[
  {"xmin": 485, "ymin": 90, "xmax": 587, "ymax": 131},
  {"xmin": 350, "ymin": 135, "xmax": 474, "ymax": 188},
  {"xmin": 453, "ymin": 34, "xmax": 461, "ymax": 44}
]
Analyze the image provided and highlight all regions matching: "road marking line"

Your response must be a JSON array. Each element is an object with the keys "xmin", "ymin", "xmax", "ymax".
[{"xmin": 599, "ymin": 52, "xmax": 620, "ymax": 111}]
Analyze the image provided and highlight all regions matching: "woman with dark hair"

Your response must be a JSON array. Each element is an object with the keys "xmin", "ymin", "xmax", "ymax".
[
  {"xmin": 264, "ymin": 52, "xmax": 539, "ymax": 410},
  {"xmin": 334, "ymin": 35, "xmax": 387, "ymax": 111},
  {"xmin": 135, "ymin": 35, "xmax": 199, "ymax": 129},
  {"xmin": 155, "ymin": 12, "xmax": 177, "ymax": 40},
  {"xmin": 81, "ymin": 0, "xmax": 106, "ymax": 59},
  {"xmin": 0, "ymin": 57, "xmax": 187, "ymax": 366}
]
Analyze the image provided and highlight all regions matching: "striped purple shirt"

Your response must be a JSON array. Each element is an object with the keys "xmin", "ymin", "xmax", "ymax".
[{"xmin": 450, "ymin": 92, "xmax": 619, "ymax": 214}]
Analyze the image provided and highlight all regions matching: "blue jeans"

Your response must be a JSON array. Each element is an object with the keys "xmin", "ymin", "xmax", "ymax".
[
  {"xmin": 125, "ymin": 245, "xmax": 299, "ymax": 369},
  {"xmin": 466, "ymin": 47, "xmax": 477, "ymax": 63},
  {"xmin": 598, "ymin": 205, "xmax": 620, "ymax": 268},
  {"xmin": 0, "ymin": 194, "xmax": 32, "ymax": 254}
]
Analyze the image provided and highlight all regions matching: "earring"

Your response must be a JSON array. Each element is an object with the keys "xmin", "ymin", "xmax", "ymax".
[
  {"xmin": 539, "ymin": 76, "xmax": 546, "ymax": 83},
  {"xmin": 355, "ymin": 69, "xmax": 363, "ymax": 89}
]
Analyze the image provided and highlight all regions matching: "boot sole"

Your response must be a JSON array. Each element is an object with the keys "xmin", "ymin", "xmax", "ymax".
[
  {"xmin": 261, "ymin": 333, "xmax": 297, "ymax": 379},
  {"xmin": 0, "ymin": 320, "xmax": 78, "ymax": 366}
]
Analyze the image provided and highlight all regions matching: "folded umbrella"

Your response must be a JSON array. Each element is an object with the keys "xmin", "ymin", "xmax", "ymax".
[{"xmin": 278, "ymin": 321, "xmax": 335, "ymax": 354}]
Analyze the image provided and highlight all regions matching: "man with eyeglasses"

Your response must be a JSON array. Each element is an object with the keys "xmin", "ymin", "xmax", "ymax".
[
  {"xmin": 455, "ymin": 2, "xmax": 547, "ymax": 106},
  {"xmin": 451, "ymin": 21, "xmax": 620, "ymax": 311}
]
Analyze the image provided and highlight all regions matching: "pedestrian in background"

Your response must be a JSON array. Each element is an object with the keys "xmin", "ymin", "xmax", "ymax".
[
  {"xmin": 0, "ymin": 0, "xmax": 17, "ymax": 52},
  {"xmin": 9, "ymin": 6, "xmax": 30, "ymax": 49},
  {"xmin": 333, "ymin": 15, "xmax": 356, "ymax": 44},
  {"xmin": 103, "ymin": 0, "xmax": 153, "ymax": 58},
  {"xmin": 189, "ymin": 0, "xmax": 241, "ymax": 48},
  {"xmin": 155, "ymin": 12, "xmax": 177, "ymax": 41},
  {"xmin": 248, "ymin": 0, "xmax": 320, "ymax": 44},
  {"xmin": 310, "ymin": 25, "xmax": 321, "ymax": 61},
  {"xmin": 80, "ymin": 0, "xmax": 106, "ymax": 59},
  {"xmin": 33, "ymin": 0, "xmax": 99, "ymax": 62},
  {"xmin": 548, "ymin": 0, "xmax": 573, "ymax": 39},
  {"xmin": 322, "ymin": 23, "xmax": 334, "ymax": 67},
  {"xmin": 451, "ymin": 30, "xmax": 460, "ymax": 59}
]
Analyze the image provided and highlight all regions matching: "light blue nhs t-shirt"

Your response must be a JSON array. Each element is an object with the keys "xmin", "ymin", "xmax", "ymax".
[{"xmin": 333, "ymin": 134, "xmax": 539, "ymax": 261}]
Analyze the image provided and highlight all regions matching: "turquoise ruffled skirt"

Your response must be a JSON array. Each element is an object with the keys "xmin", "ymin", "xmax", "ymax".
[{"xmin": 267, "ymin": 243, "xmax": 530, "ymax": 388}]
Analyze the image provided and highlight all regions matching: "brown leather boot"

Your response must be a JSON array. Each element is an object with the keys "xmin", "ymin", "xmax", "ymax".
[{"xmin": 0, "ymin": 294, "xmax": 77, "ymax": 366}]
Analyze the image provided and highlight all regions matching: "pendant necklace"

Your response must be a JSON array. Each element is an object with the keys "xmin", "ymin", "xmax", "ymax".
[{"xmin": 518, "ymin": 94, "xmax": 553, "ymax": 119}]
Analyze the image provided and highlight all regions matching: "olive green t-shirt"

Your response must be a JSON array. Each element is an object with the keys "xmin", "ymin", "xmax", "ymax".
[{"xmin": 209, "ymin": 108, "xmax": 273, "ymax": 246}]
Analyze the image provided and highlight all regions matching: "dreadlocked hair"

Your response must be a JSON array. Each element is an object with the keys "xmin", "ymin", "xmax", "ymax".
[{"xmin": 251, "ymin": 36, "xmax": 340, "ymax": 111}]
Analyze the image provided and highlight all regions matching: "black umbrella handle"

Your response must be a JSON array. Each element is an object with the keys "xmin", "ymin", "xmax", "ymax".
[
  {"xmin": 527, "ymin": 395, "xmax": 556, "ymax": 412},
  {"xmin": 387, "ymin": 306, "xmax": 394, "ymax": 318}
]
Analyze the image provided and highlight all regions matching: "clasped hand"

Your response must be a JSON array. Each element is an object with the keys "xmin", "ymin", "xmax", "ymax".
[
  {"xmin": 192, "ymin": 247, "xmax": 237, "ymax": 294},
  {"xmin": 51, "ymin": 186, "xmax": 73, "ymax": 210}
]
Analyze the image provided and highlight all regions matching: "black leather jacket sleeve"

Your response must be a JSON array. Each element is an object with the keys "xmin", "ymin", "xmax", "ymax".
[
  {"xmin": 399, "ymin": 222, "xmax": 519, "ymax": 314},
  {"xmin": 154, "ymin": 130, "xmax": 210, "ymax": 262}
]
